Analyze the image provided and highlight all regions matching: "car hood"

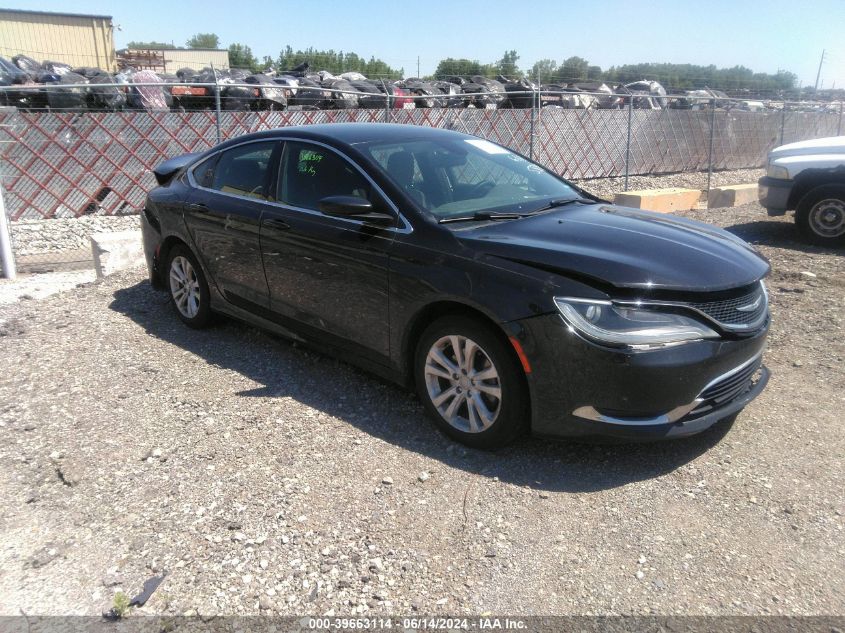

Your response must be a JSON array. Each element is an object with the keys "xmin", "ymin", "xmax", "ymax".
[
  {"xmin": 769, "ymin": 135, "xmax": 845, "ymax": 159},
  {"xmin": 457, "ymin": 204, "xmax": 769, "ymax": 292}
]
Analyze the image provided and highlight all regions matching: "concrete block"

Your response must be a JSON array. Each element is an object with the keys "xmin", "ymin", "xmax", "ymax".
[
  {"xmin": 613, "ymin": 188, "xmax": 702, "ymax": 213},
  {"xmin": 90, "ymin": 230, "xmax": 144, "ymax": 278},
  {"xmin": 707, "ymin": 183, "xmax": 758, "ymax": 209}
]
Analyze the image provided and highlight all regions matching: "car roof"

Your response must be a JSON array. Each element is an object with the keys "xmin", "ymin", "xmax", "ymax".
[{"xmin": 215, "ymin": 122, "xmax": 476, "ymax": 150}]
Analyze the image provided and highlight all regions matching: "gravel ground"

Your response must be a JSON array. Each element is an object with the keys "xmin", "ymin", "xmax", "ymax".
[{"xmin": 0, "ymin": 201, "xmax": 842, "ymax": 619}]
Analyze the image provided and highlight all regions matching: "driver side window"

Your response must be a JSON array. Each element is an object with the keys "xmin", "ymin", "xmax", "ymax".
[{"xmin": 278, "ymin": 142, "xmax": 372, "ymax": 211}]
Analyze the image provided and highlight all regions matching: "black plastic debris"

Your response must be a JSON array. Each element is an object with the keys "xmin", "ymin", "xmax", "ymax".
[{"xmin": 130, "ymin": 573, "xmax": 166, "ymax": 607}]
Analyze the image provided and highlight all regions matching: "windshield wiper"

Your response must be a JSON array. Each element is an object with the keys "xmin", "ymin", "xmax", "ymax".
[
  {"xmin": 438, "ymin": 212, "xmax": 525, "ymax": 224},
  {"xmin": 438, "ymin": 198, "xmax": 595, "ymax": 224},
  {"xmin": 528, "ymin": 197, "xmax": 595, "ymax": 214}
]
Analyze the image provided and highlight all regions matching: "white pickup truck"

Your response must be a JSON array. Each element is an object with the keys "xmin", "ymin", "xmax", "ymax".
[{"xmin": 758, "ymin": 135, "xmax": 845, "ymax": 246}]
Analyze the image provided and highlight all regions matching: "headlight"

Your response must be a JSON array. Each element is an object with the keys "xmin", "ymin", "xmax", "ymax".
[
  {"xmin": 766, "ymin": 163, "xmax": 789, "ymax": 180},
  {"xmin": 554, "ymin": 297, "xmax": 720, "ymax": 348}
]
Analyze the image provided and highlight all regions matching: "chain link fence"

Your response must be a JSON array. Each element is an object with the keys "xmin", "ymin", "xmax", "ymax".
[{"xmin": 0, "ymin": 85, "xmax": 842, "ymax": 275}]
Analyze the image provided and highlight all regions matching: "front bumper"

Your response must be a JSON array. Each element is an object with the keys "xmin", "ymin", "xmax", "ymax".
[
  {"xmin": 758, "ymin": 176, "xmax": 793, "ymax": 215},
  {"xmin": 565, "ymin": 366, "xmax": 769, "ymax": 440},
  {"xmin": 513, "ymin": 312, "xmax": 769, "ymax": 441}
]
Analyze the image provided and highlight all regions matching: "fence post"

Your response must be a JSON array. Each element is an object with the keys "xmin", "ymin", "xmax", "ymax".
[
  {"xmin": 529, "ymin": 88, "xmax": 536, "ymax": 161},
  {"xmin": 706, "ymin": 99, "xmax": 716, "ymax": 194},
  {"xmin": 780, "ymin": 104, "xmax": 786, "ymax": 145},
  {"xmin": 838, "ymin": 101, "xmax": 843, "ymax": 137},
  {"xmin": 0, "ymin": 180, "xmax": 16, "ymax": 280},
  {"xmin": 212, "ymin": 64, "xmax": 222, "ymax": 145},
  {"xmin": 624, "ymin": 97, "xmax": 633, "ymax": 191}
]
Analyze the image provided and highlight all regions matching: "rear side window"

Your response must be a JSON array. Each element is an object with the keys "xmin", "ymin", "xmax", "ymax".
[
  {"xmin": 192, "ymin": 155, "xmax": 217, "ymax": 188},
  {"xmin": 200, "ymin": 142, "xmax": 277, "ymax": 200},
  {"xmin": 278, "ymin": 142, "xmax": 372, "ymax": 211}
]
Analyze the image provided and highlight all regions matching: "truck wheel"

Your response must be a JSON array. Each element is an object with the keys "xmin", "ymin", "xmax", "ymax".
[{"xmin": 795, "ymin": 184, "xmax": 845, "ymax": 247}]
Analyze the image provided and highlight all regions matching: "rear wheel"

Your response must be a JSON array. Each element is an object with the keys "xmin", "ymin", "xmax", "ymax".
[
  {"xmin": 166, "ymin": 244, "xmax": 211, "ymax": 328},
  {"xmin": 415, "ymin": 316, "xmax": 528, "ymax": 449},
  {"xmin": 795, "ymin": 184, "xmax": 845, "ymax": 247}
]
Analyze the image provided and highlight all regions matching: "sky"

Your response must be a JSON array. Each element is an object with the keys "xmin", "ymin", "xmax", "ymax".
[{"xmin": 7, "ymin": 0, "xmax": 845, "ymax": 89}]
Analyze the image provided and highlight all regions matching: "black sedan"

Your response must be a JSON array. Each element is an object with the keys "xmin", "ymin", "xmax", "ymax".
[{"xmin": 141, "ymin": 123, "xmax": 770, "ymax": 448}]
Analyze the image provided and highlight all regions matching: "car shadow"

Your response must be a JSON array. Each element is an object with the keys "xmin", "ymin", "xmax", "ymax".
[
  {"xmin": 110, "ymin": 281, "xmax": 736, "ymax": 493},
  {"xmin": 724, "ymin": 220, "xmax": 844, "ymax": 256}
]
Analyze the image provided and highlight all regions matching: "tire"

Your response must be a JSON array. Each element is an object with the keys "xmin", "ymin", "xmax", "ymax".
[
  {"xmin": 165, "ymin": 244, "xmax": 212, "ymax": 328},
  {"xmin": 414, "ymin": 316, "xmax": 529, "ymax": 449},
  {"xmin": 795, "ymin": 184, "xmax": 845, "ymax": 247}
]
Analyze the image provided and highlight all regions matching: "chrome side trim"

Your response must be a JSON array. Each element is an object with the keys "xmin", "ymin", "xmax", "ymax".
[{"xmin": 572, "ymin": 400, "xmax": 702, "ymax": 426}]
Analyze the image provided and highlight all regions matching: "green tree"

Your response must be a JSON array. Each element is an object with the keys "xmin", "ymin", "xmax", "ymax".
[
  {"xmin": 559, "ymin": 56, "xmax": 589, "ymax": 82},
  {"xmin": 601, "ymin": 62, "xmax": 796, "ymax": 92},
  {"xmin": 587, "ymin": 65, "xmax": 603, "ymax": 80},
  {"xmin": 364, "ymin": 56, "xmax": 403, "ymax": 79},
  {"xmin": 228, "ymin": 43, "xmax": 258, "ymax": 71},
  {"xmin": 530, "ymin": 59, "xmax": 557, "ymax": 82},
  {"xmin": 186, "ymin": 33, "xmax": 220, "ymax": 49},
  {"xmin": 274, "ymin": 46, "xmax": 402, "ymax": 79},
  {"xmin": 125, "ymin": 40, "xmax": 172, "ymax": 50},
  {"xmin": 260, "ymin": 56, "xmax": 275, "ymax": 71},
  {"xmin": 434, "ymin": 58, "xmax": 485, "ymax": 78},
  {"xmin": 495, "ymin": 50, "xmax": 520, "ymax": 78}
]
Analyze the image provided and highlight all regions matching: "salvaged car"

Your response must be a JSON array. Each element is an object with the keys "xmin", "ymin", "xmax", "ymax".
[{"xmin": 142, "ymin": 123, "xmax": 770, "ymax": 448}]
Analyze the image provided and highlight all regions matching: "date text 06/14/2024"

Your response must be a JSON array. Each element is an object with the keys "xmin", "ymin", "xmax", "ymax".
[{"xmin": 306, "ymin": 617, "xmax": 527, "ymax": 630}]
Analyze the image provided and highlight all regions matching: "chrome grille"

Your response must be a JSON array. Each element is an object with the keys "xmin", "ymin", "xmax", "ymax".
[
  {"xmin": 691, "ymin": 355, "xmax": 763, "ymax": 416},
  {"xmin": 688, "ymin": 284, "xmax": 767, "ymax": 329}
]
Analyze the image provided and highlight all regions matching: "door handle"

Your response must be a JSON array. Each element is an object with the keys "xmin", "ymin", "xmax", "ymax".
[
  {"xmin": 265, "ymin": 218, "xmax": 291, "ymax": 231},
  {"xmin": 187, "ymin": 203, "xmax": 210, "ymax": 213}
]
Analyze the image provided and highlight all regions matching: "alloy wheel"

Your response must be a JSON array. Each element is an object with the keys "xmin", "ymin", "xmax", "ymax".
[
  {"xmin": 423, "ymin": 335, "xmax": 502, "ymax": 433},
  {"xmin": 169, "ymin": 255, "xmax": 201, "ymax": 319}
]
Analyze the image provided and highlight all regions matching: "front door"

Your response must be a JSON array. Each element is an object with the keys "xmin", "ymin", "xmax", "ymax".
[{"xmin": 260, "ymin": 141, "xmax": 397, "ymax": 365}]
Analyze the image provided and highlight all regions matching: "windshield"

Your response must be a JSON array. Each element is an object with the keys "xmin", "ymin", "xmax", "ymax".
[{"xmin": 364, "ymin": 137, "xmax": 581, "ymax": 220}]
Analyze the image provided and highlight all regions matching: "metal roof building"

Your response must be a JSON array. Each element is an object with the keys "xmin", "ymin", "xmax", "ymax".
[{"xmin": 0, "ymin": 8, "xmax": 116, "ymax": 71}]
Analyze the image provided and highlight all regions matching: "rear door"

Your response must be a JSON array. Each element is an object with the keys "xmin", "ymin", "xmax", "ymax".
[
  {"xmin": 183, "ymin": 140, "xmax": 281, "ymax": 308},
  {"xmin": 260, "ymin": 140, "xmax": 399, "ymax": 365}
]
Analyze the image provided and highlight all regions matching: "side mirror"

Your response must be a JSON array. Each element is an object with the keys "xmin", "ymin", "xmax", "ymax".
[{"xmin": 317, "ymin": 195, "xmax": 395, "ymax": 226}]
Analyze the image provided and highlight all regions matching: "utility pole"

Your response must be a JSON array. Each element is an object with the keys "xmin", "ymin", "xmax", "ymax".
[
  {"xmin": 417, "ymin": 56, "xmax": 420, "ymax": 78},
  {"xmin": 814, "ymin": 49, "xmax": 826, "ymax": 91}
]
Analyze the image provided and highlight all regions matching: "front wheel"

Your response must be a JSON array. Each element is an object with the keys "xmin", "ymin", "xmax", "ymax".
[
  {"xmin": 415, "ymin": 316, "xmax": 528, "ymax": 449},
  {"xmin": 795, "ymin": 184, "xmax": 845, "ymax": 247}
]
